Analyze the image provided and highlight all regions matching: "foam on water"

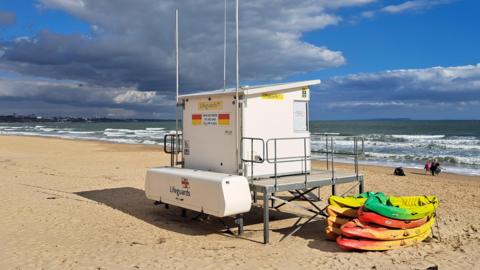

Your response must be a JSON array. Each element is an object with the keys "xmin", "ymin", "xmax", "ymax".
[
  {"xmin": 1, "ymin": 121, "xmax": 479, "ymax": 176},
  {"xmin": 0, "ymin": 124, "xmax": 169, "ymax": 146}
]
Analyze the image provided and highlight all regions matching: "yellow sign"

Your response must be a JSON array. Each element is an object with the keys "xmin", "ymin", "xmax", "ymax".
[
  {"xmin": 261, "ymin": 93, "xmax": 284, "ymax": 100},
  {"xmin": 198, "ymin": 100, "xmax": 223, "ymax": 111}
]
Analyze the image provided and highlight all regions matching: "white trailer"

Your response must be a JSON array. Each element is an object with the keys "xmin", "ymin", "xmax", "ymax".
[{"xmin": 145, "ymin": 167, "xmax": 251, "ymax": 217}]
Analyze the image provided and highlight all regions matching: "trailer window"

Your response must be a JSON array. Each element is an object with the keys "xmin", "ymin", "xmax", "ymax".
[{"xmin": 293, "ymin": 101, "xmax": 308, "ymax": 132}]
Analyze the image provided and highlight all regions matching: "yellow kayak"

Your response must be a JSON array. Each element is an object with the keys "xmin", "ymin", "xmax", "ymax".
[
  {"xmin": 326, "ymin": 205, "xmax": 358, "ymax": 218},
  {"xmin": 327, "ymin": 215, "xmax": 351, "ymax": 227},
  {"xmin": 325, "ymin": 225, "xmax": 342, "ymax": 241},
  {"xmin": 328, "ymin": 192, "xmax": 380, "ymax": 208}
]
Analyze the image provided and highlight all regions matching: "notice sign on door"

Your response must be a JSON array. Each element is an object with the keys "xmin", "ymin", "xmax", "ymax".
[
  {"xmin": 202, "ymin": 113, "xmax": 218, "ymax": 125},
  {"xmin": 293, "ymin": 101, "xmax": 307, "ymax": 131},
  {"xmin": 191, "ymin": 113, "xmax": 230, "ymax": 126}
]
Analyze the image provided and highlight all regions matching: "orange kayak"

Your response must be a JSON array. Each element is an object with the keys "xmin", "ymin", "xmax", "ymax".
[{"xmin": 336, "ymin": 229, "xmax": 432, "ymax": 251}]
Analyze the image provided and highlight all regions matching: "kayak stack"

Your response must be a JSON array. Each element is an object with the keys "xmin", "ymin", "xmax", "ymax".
[
  {"xmin": 325, "ymin": 192, "xmax": 439, "ymax": 251},
  {"xmin": 325, "ymin": 192, "xmax": 374, "ymax": 240}
]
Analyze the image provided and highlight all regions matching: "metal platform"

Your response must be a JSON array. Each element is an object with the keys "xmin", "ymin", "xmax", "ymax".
[
  {"xmin": 251, "ymin": 169, "xmax": 363, "ymax": 193},
  {"xmin": 251, "ymin": 169, "xmax": 364, "ymax": 244}
]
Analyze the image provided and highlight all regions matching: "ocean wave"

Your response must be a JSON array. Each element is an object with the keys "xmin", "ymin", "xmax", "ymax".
[{"xmin": 391, "ymin": 134, "xmax": 445, "ymax": 140}]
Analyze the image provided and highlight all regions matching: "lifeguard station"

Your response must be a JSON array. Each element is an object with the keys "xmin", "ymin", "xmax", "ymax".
[{"xmin": 145, "ymin": 3, "xmax": 365, "ymax": 244}]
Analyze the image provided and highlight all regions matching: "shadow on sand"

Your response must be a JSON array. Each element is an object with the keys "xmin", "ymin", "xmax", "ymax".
[
  {"xmin": 272, "ymin": 217, "xmax": 344, "ymax": 252},
  {"xmin": 76, "ymin": 187, "xmax": 308, "ymax": 244}
]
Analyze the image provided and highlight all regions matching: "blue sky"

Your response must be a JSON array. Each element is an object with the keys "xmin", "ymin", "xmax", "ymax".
[{"xmin": 0, "ymin": 0, "xmax": 479, "ymax": 119}]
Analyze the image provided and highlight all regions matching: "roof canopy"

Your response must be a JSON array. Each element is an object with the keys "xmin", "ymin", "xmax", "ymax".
[{"xmin": 178, "ymin": 79, "xmax": 321, "ymax": 99}]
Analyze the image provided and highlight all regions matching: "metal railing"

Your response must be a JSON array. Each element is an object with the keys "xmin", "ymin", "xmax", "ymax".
[
  {"xmin": 241, "ymin": 137, "xmax": 265, "ymax": 183},
  {"xmin": 313, "ymin": 133, "xmax": 365, "ymax": 194},
  {"xmin": 164, "ymin": 133, "xmax": 183, "ymax": 167},
  {"xmin": 266, "ymin": 137, "xmax": 311, "ymax": 191},
  {"xmin": 242, "ymin": 134, "xmax": 365, "ymax": 193}
]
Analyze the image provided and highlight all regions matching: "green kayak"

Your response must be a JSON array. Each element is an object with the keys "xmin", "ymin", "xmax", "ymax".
[{"xmin": 364, "ymin": 193, "xmax": 439, "ymax": 220}]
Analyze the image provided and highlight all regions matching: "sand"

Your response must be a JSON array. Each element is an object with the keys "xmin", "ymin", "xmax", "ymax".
[{"xmin": 1, "ymin": 136, "xmax": 479, "ymax": 269}]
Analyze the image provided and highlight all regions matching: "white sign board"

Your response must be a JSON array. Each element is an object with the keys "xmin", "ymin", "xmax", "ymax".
[{"xmin": 293, "ymin": 101, "xmax": 307, "ymax": 132}]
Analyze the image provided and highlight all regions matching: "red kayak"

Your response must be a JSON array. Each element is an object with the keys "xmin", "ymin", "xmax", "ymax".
[{"xmin": 358, "ymin": 206, "xmax": 428, "ymax": 229}]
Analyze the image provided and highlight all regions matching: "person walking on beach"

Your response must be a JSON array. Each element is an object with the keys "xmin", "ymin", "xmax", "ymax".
[
  {"xmin": 430, "ymin": 160, "xmax": 437, "ymax": 176},
  {"xmin": 424, "ymin": 160, "xmax": 432, "ymax": 175},
  {"xmin": 434, "ymin": 161, "xmax": 442, "ymax": 175},
  {"xmin": 430, "ymin": 160, "xmax": 441, "ymax": 176}
]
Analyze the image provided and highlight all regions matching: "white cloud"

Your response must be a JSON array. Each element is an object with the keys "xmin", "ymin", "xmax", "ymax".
[
  {"xmin": 114, "ymin": 90, "xmax": 156, "ymax": 104},
  {"xmin": 312, "ymin": 64, "xmax": 480, "ymax": 119},
  {"xmin": 0, "ymin": 75, "xmax": 173, "ymax": 113},
  {"xmin": 39, "ymin": 0, "xmax": 85, "ymax": 12},
  {"xmin": 328, "ymin": 101, "xmax": 415, "ymax": 108},
  {"xmin": 317, "ymin": 63, "xmax": 480, "ymax": 114},
  {"xmin": 362, "ymin": 0, "xmax": 453, "ymax": 18}
]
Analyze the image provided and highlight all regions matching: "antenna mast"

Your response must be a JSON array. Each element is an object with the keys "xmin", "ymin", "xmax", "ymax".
[
  {"xmin": 175, "ymin": 9, "xmax": 180, "ymax": 166},
  {"xmin": 223, "ymin": 0, "xmax": 227, "ymax": 91},
  {"xmin": 235, "ymin": 0, "xmax": 240, "ymax": 173}
]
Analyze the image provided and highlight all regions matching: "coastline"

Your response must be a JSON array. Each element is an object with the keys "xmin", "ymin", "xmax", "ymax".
[
  {"xmin": 1, "ymin": 136, "xmax": 479, "ymax": 269},
  {"xmin": 1, "ymin": 133, "xmax": 477, "ymax": 178}
]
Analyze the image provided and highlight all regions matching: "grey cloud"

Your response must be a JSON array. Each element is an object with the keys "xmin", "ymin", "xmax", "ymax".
[
  {"xmin": 0, "ymin": 76, "xmax": 175, "ymax": 118},
  {"xmin": 0, "ymin": 0, "xmax": 366, "ymax": 97}
]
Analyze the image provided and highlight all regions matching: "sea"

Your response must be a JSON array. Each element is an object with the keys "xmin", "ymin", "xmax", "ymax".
[{"xmin": 1, "ymin": 120, "xmax": 479, "ymax": 176}]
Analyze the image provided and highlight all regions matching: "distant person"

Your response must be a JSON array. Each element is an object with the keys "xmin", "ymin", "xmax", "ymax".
[
  {"xmin": 434, "ymin": 162, "xmax": 442, "ymax": 175},
  {"xmin": 430, "ymin": 160, "xmax": 441, "ymax": 176},
  {"xmin": 394, "ymin": 167, "xmax": 406, "ymax": 176},
  {"xmin": 424, "ymin": 160, "xmax": 432, "ymax": 175},
  {"xmin": 430, "ymin": 160, "xmax": 437, "ymax": 176}
]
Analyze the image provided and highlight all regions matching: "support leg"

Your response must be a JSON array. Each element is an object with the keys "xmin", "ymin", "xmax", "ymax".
[
  {"xmin": 359, "ymin": 179, "xmax": 364, "ymax": 193},
  {"xmin": 253, "ymin": 190, "xmax": 257, "ymax": 203},
  {"xmin": 271, "ymin": 193, "xmax": 275, "ymax": 208},
  {"xmin": 263, "ymin": 192, "xmax": 270, "ymax": 244},
  {"xmin": 332, "ymin": 182, "xmax": 336, "ymax": 195},
  {"xmin": 235, "ymin": 214, "xmax": 244, "ymax": 236}
]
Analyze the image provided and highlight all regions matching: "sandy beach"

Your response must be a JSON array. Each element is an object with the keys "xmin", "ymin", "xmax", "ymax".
[{"xmin": 1, "ymin": 136, "xmax": 479, "ymax": 269}]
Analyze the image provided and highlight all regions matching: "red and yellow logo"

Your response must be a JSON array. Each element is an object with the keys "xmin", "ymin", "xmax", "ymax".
[
  {"xmin": 218, "ymin": 113, "xmax": 230, "ymax": 125},
  {"xmin": 192, "ymin": 114, "xmax": 202, "ymax": 125}
]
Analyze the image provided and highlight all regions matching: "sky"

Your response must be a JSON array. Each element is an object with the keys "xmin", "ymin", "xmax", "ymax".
[{"xmin": 0, "ymin": 0, "xmax": 479, "ymax": 120}]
